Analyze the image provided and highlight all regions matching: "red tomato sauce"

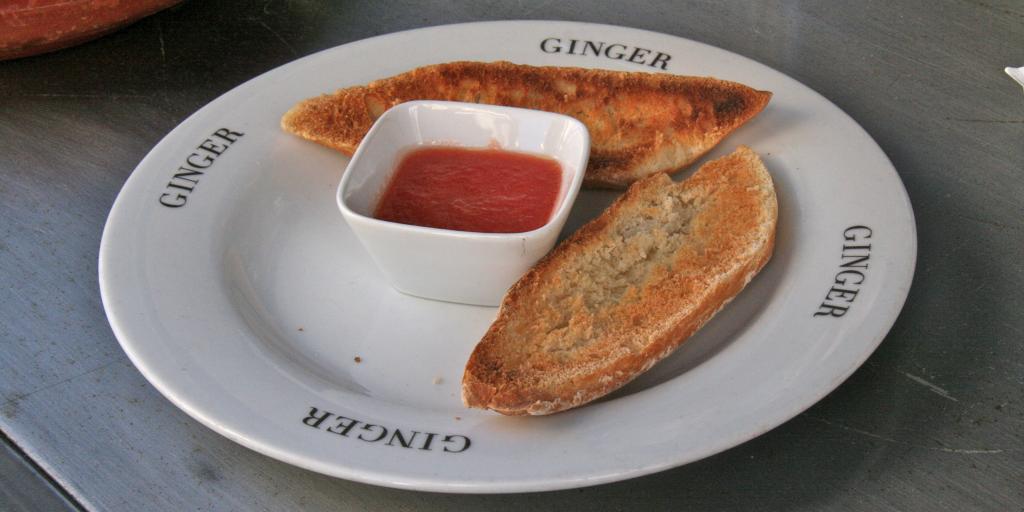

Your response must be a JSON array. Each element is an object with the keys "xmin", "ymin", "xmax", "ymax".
[{"xmin": 373, "ymin": 146, "xmax": 563, "ymax": 233}]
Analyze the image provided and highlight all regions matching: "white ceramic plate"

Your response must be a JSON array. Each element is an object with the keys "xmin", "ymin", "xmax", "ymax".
[{"xmin": 99, "ymin": 21, "xmax": 916, "ymax": 493}]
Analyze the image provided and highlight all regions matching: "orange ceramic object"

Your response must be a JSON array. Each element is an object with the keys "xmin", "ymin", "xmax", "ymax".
[{"xmin": 0, "ymin": 0, "xmax": 182, "ymax": 60}]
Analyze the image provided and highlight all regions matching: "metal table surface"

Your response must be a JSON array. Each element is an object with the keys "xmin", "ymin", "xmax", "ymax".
[{"xmin": 1, "ymin": 1, "xmax": 1022, "ymax": 510}]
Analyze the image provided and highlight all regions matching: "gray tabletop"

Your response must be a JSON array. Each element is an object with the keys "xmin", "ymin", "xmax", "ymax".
[{"xmin": 2, "ymin": 1, "xmax": 1023, "ymax": 510}]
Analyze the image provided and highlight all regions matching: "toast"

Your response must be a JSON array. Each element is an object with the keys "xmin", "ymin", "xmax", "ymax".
[
  {"xmin": 281, "ymin": 61, "xmax": 771, "ymax": 188},
  {"xmin": 461, "ymin": 146, "xmax": 777, "ymax": 415}
]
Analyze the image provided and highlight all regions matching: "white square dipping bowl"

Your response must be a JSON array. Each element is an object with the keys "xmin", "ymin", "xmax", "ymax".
[{"xmin": 337, "ymin": 100, "xmax": 590, "ymax": 306}]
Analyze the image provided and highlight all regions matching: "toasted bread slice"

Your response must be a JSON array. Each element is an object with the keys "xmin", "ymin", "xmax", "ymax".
[
  {"xmin": 462, "ymin": 146, "xmax": 777, "ymax": 415},
  {"xmin": 281, "ymin": 61, "xmax": 771, "ymax": 188}
]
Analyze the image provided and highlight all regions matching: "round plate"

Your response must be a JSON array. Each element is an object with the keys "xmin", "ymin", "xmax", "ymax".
[{"xmin": 99, "ymin": 21, "xmax": 916, "ymax": 493}]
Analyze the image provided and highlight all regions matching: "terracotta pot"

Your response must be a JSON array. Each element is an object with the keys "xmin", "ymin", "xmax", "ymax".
[{"xmin": 0, "ymin": 0, "xmax": 182, "ymax": 60}]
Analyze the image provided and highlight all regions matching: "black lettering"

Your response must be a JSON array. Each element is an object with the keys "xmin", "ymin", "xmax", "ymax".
[
  {"xmin": 627, "ymin": 47, "xmax": 651, "ymax": 64},
  {"xmin": 172, "ymin": 166, "xmax": 204, "ymax": 183},
  {"xmin": 842, "ymin": 244, "xmax": 872, "ymax": 252},
  {"xmin": 839, "ymin": 254, "xmax": 870, "ymax": 269},
  {"xmin": 159, "ymin": 128, "xmax": 244, "ymax": 209},
  {"xmin": 159, "ymin": 192, "xmax": 187, "ymax": 208},
  {"xmin": 814, "ymin": 303, "xmax": 849, "ymax": 317},
  {"xmin": 386, "ymin": 429, "xmax": 420, "ymax": 448},
  {"xmin": 650, "ymin": 52, "xmax": 671, "ymax": 70},
  {"xmin": 197, "ymin": 139, "xmax": 226, "ymax": 156},
  {"xmin": 835, "ymin": 270, "xmax": 865, "ymax": 286},
  {"xmin": 166, "ymin": 181, "xmax": 195, "ymax": 192},
  {"xmin": 419, "ymin": 432, "xmax": 438, "ymax": 451},
  {"xmin": 357, "ymin": 424, "xmax": 388, "ymax": 442},
  {"xmin": 582, "ymin": 40, "xmax": 605, "ymax": 56},
  {"xmin": 843, "ymin": 225, "xmax": 873, "ymax": 242},
  {"xmin": 302, "ymin": 407, "xmax": 332, "ymax": 429},
  {"xmin": 442, "ymin": 434, "xmax": 471, "ymax": 453},
  {"xmin": 605, "ymin": 44, "xmax": 627, "ymax": 60},
  {"xmin": 567, "ymin": 39, "xmax": 580, "ymax": 55},
  {"xmin": 326, "ymin": 416, "xmax": 359, "ymax": 437},
  {"xmin": 539, "ymin": 37, "xmax": 670, "ymax": 69},
  {"xmin": 301, "ymin": 410, "xmax": 468, "ymax": 454},
  {"xmin": 540, "ymin": 37, "xmax": 561, "ymax": 53},
  {"xmin": 212, "ymin": 128, "xmax": 244, "ymax": 144},
  {"xmin": 815, "ymin": 225, "xmax": 873, "ymax": 317},
  {"xmin": 826, "ymin": 287, "xmax": 859, "ymax": 302},
  {"xmin": 185, "ymin": 153, "xmax": 214, "ymax": 169}
]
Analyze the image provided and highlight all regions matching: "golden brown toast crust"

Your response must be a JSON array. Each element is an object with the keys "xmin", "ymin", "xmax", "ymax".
[
  {"xmin": 281, "ymin": 61, "xmax": 771, "ymax": 188},
  {"xmin": 461, "ymin": 146, "xmax": 777, "ymax": 415}
]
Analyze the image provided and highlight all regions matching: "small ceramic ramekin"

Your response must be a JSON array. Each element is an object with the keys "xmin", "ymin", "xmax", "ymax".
[{"xmin": 337, "ymin": 100, "xmax": 590, "ymax": 306}]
